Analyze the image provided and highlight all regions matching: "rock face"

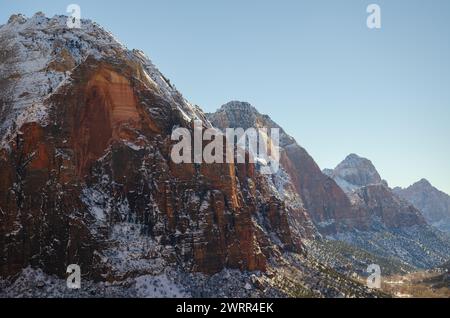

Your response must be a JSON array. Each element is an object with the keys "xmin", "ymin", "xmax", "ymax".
[
  {"xmin": 323, "ymin": 154, "xmax": 384, "ymax": 193},
  {"xmin": 1, "ymin": 14, "xmax": 387, "ymax": 299},
  {"xmin": 0, "ymin": 15, "xmax": 304, "ymax": 280},
  {"xmin": 394, "ymin": 179, "xmax": 450, "ymax": 233},
  {"xmin": 208, "ymin": 105, "xmax": 450, "ymax": 268},
  {"xmin": 0, "ymin": 13, "xmax": 448, "ymax": 297},
  {"xmin": 207, "ymin": 102, "xmax": 361, "ymax": 235},
  {"xmin": 325, "ymin": 154, "xmax": 426, "ymax": 229},
  {"xmin": 350, "ymin": 184, "xmax": 426, "ymax": 229},
  {"xmin": 325, "ymin": 154, "xmax": 450, "ymax": 268}
]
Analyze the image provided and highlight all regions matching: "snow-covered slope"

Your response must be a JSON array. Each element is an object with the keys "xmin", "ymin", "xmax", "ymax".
[{"xmin": 0, "ymin": 12, "xmax": 202, "ymax": 149}]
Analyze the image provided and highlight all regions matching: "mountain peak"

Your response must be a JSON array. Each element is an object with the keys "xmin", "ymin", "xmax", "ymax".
[
  {"xmin": 0, "ymin": 13, "xmax": 126, "ymax": 146},
  {"xmin": 6, "ymin": 12, "xmax": 46, "ymax": 24},
  {"xmin": 326, "ymin": 154, "xmax": 382, "ymax": 192},
  {"xmin": 208, "ymin": 101, "xmax": 271, "ymax": 131},
  {"xmin": 220, "ymin": 101, "xmax": 257, "ymax": 112},
  {"xmin": 415, "ymin": 178, "xmax": 432, "ymax": 187},
  {"xmin": 345, "ymin": 153, "xmax": 363, "ymax": 161},
  {"xmin": 4, "ymin": 12, "xmax": 66, "ymax": 30},
  {"xmin": 216, "ymin": 101, "xmax": 263, "ymax": 120}
]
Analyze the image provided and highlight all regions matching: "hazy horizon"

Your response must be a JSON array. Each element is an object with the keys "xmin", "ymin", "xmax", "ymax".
[{"xmin": 1, "ymin": 0, "xmax": 449, "ymax": 194}]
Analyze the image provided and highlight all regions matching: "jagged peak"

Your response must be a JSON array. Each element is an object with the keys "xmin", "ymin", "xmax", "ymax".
[
  {"xmin": 405, "ymin": 178, "xmax": 450, "ymax": 197},
  {"xmin": 2, "ymin": 12, "xmax": 123, "ymax": 46},
  {"xmin": 207, "ymin": 101, "xmax": 298, "ymax": 148},
  {"xmin": 399, "ymin": 179, "xmax": 435, "ymax": 192},
  {"xmin": 340, "ymin": 153, "xmax": 372, "ymax": 165},
  {"xmin": 213, "ymin": 101, "xmax": 277, "ymax": 125}
]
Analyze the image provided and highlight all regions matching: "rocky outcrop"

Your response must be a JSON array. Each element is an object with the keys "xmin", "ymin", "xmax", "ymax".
[
  {"xmin": 394, "ymin": 179, "xmax": 450, "ymax": 233},
  {"xmin": 325, "ymin": 154, "xmax": 449, "ymax": 268},
  {"xmin": 323, "ymin": 154, "xmax": 385, "ymax": 193},
  {"xmin": 279, "ymin": 144, "xmax": 362, "ymax": 233},
  {"xmin": 351, "ymin": 184, "xmax": 426, "ymax": 229}
]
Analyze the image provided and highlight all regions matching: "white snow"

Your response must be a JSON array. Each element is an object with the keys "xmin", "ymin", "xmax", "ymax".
[
  {"xmin": 81, "ymin": 187, "xmax": 109, "ymax": 223},
  {"xmin": 0, "ymin": 13, "xmax": 204, "ymax": 150},
  {"xmin": 134, "ymin": 274, "xmax": 189, "ymax": 298}
]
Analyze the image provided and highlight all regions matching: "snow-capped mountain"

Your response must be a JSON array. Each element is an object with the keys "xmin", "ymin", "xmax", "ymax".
[
  {"xmin": 0, "ymin": 12, "xmax": 205, "ymax": 149},
  {"xmin": 0, "ymin": 13, "xmax": 384, "ymax": 298},
  {"xmin": 394, "ymin": 179, "xmax": 450, "ymax": 233},
  {"xmin": 0, "ymin": 11, "xmax": 283, "ymax": 284},
  {"xmin": 1, "ymin": 12, "xmax": 448, "ymax": 298}
]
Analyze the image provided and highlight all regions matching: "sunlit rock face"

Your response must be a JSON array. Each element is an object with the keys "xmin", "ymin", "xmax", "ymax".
[
  {"xmin": 208, "ymin": 104, "xmax": 450, "ymax": 269},
  {"xmin": 207, "ymin": 102, "xmax": 365, "ymax": 235},
  {"xmin": 0, "ymin": 15, "xmax": 304, "ymax": 279},
  {"xmin": 1, "ymin": 12, "xmax": 448, "ymax": 297}
]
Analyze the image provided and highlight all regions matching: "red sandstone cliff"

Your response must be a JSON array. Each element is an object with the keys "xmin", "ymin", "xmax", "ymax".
[{"xmin": 0, "ymin": 15, "xmax": 301, "ymax": 279}]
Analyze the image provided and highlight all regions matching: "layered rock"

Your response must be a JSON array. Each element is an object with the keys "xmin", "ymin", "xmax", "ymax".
[
  {"xmin": 207, "ymin": 102, "xmax": 366, "ymax": 235},
  {"xmin": 206, "ymin": 102, "xmax": 450, "ymax": 269},
  {"xmin": 0, "ymin": 14, "xmax": 302, "ymax": 280},
  {"xmin": 350, "ymin": 184, "xmax": 426, "ymax": 229}
]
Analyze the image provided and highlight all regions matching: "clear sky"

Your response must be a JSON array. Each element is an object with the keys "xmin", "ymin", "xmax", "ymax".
[{"xmin": 1, "ymin": 0, "xmax": 449, "ymax": 193}]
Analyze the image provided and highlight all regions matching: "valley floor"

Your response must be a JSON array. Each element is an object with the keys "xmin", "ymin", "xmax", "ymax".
[{"xmin": 380, "ymin": 270, "xmax": 450, "ymax": 298}]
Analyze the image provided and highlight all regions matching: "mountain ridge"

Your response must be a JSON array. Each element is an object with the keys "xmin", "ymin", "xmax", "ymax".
[
  {"xmin": 209, "ymin": 103, "xmax": 450, "ymax": 269},
  {"xmin": 0, "ymin": 13, "xmax": 385, "ymax": 298},
  {"xmin": 0, "ymin": 13, "xmax": 448, "ymax": 297}
]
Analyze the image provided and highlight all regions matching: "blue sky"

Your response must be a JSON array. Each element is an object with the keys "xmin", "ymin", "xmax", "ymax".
[{"xmin": 1, "ymin": 0, "xmax": 450, "ymax": 193}]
